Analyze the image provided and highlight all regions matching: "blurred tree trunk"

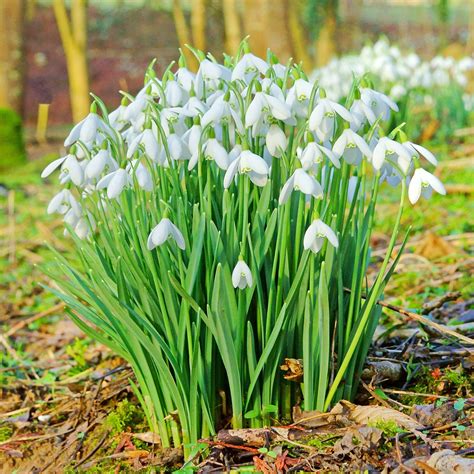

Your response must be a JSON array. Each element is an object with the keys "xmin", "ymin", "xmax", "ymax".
[
  {"xmin": 222, "ymin": 0, "xmax": 241, "ymax": 55},
  {"xmin": 289, "ymin": 0, "xmax": 311, "ymax": 67},
  {"xmin": 314, "ymin": 0, "xmax": 338, "ymax": 67},
  {"xmin": 0, "ymin": 0, "xmax": 26, "ymax": 169},
  {"xmin": 191, "ymin": 0, "xmax": 206, "ymax": 51},
  {"xmin": 0, "ymin": 0, "xmax": 26, "ymax": 114},
  {"xmin": 53, "ymin": 0, "xmax": 90, "ymax": 122},
  {"xmin": 243, "ymin": 0, "xmax": 292, "ymax": 62},
  {"xmin": 172, "ymin": 0, "xmax": 196, "ymax": 69}
]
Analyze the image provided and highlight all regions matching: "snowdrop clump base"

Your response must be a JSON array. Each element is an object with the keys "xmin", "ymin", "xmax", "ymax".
[{"xmin": 43, "ymin": 43, "xmax": 445, "ymax": 456}]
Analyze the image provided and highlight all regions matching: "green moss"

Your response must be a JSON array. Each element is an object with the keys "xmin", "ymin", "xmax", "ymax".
[
  {"xmin": 105, "ymin": 399, "xmax": 144, "ymax": 435},
  {"xmin": 369, "ymin": 419, "xmax": 405, "ymax": 438},
  {"xmin": 0, "ymin": 426, "xmax": 13, "ymax": 442},
  {"xmin": 0, "ymin": 108, "xmax": 26, "ymax": 170}
]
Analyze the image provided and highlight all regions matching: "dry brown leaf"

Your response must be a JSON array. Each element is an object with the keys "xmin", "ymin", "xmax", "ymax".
[
  {"xmin": 280, "ymin": 358, "xmax": 304, "ymax": 382},
  {"xmin": 427, "ymin": 449, "xmax": 474, "ymax": 473},
  {"xmin": 131, "ymin": 432, "xmax": 161, "ymax": 445},
  {"xmin": 415, "ymin": 232, "xmax": 461, "ymax": 260}
]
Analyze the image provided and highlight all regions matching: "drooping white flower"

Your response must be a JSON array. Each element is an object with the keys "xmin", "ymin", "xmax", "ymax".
[
  {"xmin": 202, "ymin": 138, "xmax": 229, "ymax": 170},
  {"xmin": 47, "ymin": 189, "xmax": 81, "ymax": 216},
  {"xmin": 127, "ymin": 128, "xmax": 161, "ymax": 162},
  {"xmin": 85, "ymin": 149, "xmax": 118, "ymax": 179},
  {"xmin": 147, "ymin": 218, "xmax": 185, "ymax": 250},
  {"xmin": 231, "ymin": 260, "xmax": 253, "ymax": 289},
  {"xmin": 309, "ymin": 98, "xmax": 353, "ymax": 142},
  {"xmin": 333, "ymin": 129, "xmax": 372, "ymax": 165},
  {"xmin": 127, "ymin": 161, "xmax": 153, "ymax": 191},
  {"xmin": 223, "ymin": 150, "xmax": 269, "ymax": 188},
  {"xmin": 298, "ymin": 142, "xmax": 340, "ymax": 171},
  {"xmin": 286, "ymin": 79, "xmax": 315, "ymax": 118},
  {"xmin": 41, "ymin": 155, "xmax": 69, "ymax": 178},
  {"xmin": 165, "ymin": 80, "xmax": 188, "ymax": 107},
  {"xmin": 109, "ymin": 103, "xmax": 128, "ymax": 131},
  {"xmin": 360, "ymin": 88, "xmax": 398, "ymax": 121},
  {"xmin": 408, "ymin": 168, "xmax": 446, "ymax": 204},
  {"xmin": 403, "ymin": 141, "xmax": 437, "ymax": 167},
  {"xmin": 265, "ymin": 124, "xmax": 287, "ymax": 158},
  {"xmin": 350, "ymin": 99, "xmax": 377, "ymax": 131},
  {"xmin": 201, "ymin": 94, "xmax": 243, "ymax": 133},
  {"xmin": 278, "ymin": 169, "xmax": 323, "ymax": 205},
  {"xmin": 232, "ymin": 53, "xmax": 269, "ymax": 82},
  {"xmin": 64, "ymin": 112, "xmax": 109, "ymax": 147},
  {"xmin": 372, "ymin": 137, "xmax": 413, "ymax": 171},
  {"xmin": 303, "ymin": 219, "xmax": 339, "ymax": 253},
  {"xmin": 97, "ymin": 168, "xmax": 131, "ymax": 199}
]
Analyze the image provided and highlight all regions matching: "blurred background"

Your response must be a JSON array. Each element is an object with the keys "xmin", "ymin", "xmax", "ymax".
[{"xmin": 0, "ymin": 0, "xmax": 473, "ymax": 169}]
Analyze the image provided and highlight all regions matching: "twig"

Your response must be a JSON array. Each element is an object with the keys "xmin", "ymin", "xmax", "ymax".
[{"xmin": 5, "ymin": 303, "xmax": 65, "ymax": 337}]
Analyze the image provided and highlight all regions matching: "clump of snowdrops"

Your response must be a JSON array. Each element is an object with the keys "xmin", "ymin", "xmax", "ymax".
[{"xmin": 42, "ymin": 43, "xmax": 445, "ymax": 456}]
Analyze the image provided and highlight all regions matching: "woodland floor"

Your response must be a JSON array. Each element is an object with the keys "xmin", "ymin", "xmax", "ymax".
[{"xmin": 0, "ymin": 134, "xmax": 473, "ymax": 473}]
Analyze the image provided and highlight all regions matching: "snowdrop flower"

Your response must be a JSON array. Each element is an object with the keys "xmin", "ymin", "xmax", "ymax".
[
  {"xmin": 201, "ymin": 94, "xmax": 243, "ymax": 132},
  {"xmin": 64, "ymin": 112, "xmax": 109, "ymax": 146},
  {"xmin": 166, "ymin": 133, "xmax": 191, "ymax": 162},
  {"xmin": 224, "ymin": 150, "xmax": 269, "ymax": 188},
  {"xmin": 266, "ymin": 124, "xmax": 287, "ymax": 157},
  {"xmin": 147, "ymin": 218, "xmax": 185, "ymax": 250},
  {"xmin": 349, "ymin": 99, "xmax": 376, "ymax": 131},
  {"xmin": 231, "ymin": 260, "xmax": 253, "ymax": 289},
  {"xmin": 165, "ymin": 80, "xmax": 188, "ymax": 107},
  {"xmin": 47, "ymin": 189, "xmax": 81, "ymax": 216},
  {"xmin": 372, "ymin": 137, "xmax": 412, "ymax": 171},
  {"xmin": 408, "ymin": 168, "xmax": 446, "ymax": 204},
  {"xmin": 286, "ymin": 79, "xmax": 314, "ymax": 118},
  {"xmin": 232, "ymin": 53, "xmax": 269, "ymax": 82},
  {"xmin": 403, "ymin": 142, "xmax": 437, "ymax": 167},
  {"xmin": 41, "ymin": 154, "xmax": 71, "ymax": 179},
  {"xmin": 333, "ymin": 129, "xmax": 372, "ymax": 165},
  {"xmin": 245, "ymin": 92, "xmax": 292, "ymax": 137},
  {"xmin": 109, "ymin": 102, "xmax": 128, "ymax": 131},
  {"xmin": 279, "ymin": 169, "xmax": 323, "ymax": 205},
  {"xmin": 60, "ymin": 154, "xmax": 84, "ymax": 186},
  {"xmin": 127, "ymin": 161, "xmax": 153, "ymax": 191},
  {"xmin": 127, "ymin": 128, "xmax": 160, "ymax": 162},
  {"xmin": 298, "ymin": 142, "xmax": 340, "ymax": 171},
  {"xmin": 303, "ymin": 219, "xmax": 339, "ymax": 253},
  {"xmin": 85, "ymin": 149, "xmax": 118, "ymax": 179},
  {"xmin": 97, "ymin": 168, "xmax": 131, "ymax": 199},
  {"xmin": 309, "ymin": 98, "xmax": 353, "ymax": 142},
  {"xmin": 360, "ymin": 88, "xmax": 398, "ymax": 121},
  {"xmin": 195, "ymin": 59, "xmax": 230, "ymax": 97},
  {"xmin": 201, "ymin": 138, "xmax": 229, "ymax": 170}
]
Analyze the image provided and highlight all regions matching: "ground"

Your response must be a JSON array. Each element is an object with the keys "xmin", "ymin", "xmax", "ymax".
[{"xmin": 0, "ymin": 133, "xmax": 473, "ymax": 472}]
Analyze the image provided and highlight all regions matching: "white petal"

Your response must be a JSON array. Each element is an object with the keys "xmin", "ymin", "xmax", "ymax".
[
  {"xmin": 278, "ymin": 175, "xmax": 295, "ymax": 205},
  {"xmin": 408, "ymin": 172, "xmax": 422, "ymax": 204},
  {"xmin": 223, "ymin": 158, "xmax": 240, "ymax": 188},
  {"xmin": 107, "ymin": 169, "xmax": 128, "ymax": 199},
  {"xmin": 41, "ymin": 156, "xmax": 67, "ymax": 178}
]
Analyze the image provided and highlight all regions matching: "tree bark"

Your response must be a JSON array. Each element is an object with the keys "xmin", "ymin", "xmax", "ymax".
[
  {"xmin": 172, "ymin": 0, "xmax": 196, "ymax": 69},
  {"xmin": 288, "ymin": 0, "xmax": 311, "ymax": 67},
  {"xmin": 315, "ymin": 0, "xmax": 338, "ymax": 67},
  {"xmin": 53, "ymin": 0, "xmax": 90, "ymax": 122},
  {"xmin": 0, "ymin": 0, "xmax": 26, "ymax": 114},
  {"xmin": 222, "ymin": 0, "xmax": 241, "ymax": 55},
  {"xmin": 242, "ymin": 0, "xmax": 292, "ymax": 62},
  {"xmin": 191, "ymin": 0, "xmax": 206, "ymax": 51}
]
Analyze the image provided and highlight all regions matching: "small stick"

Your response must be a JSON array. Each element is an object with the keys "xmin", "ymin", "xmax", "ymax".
[{"xmin": 5, "ymin": 303, "xmax": 65, "ymax": 337}]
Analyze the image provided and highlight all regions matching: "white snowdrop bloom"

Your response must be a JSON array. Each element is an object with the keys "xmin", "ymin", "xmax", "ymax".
[
  {"xmin": 127, "ymin": 128, "xmax": 160, "ymax": 162},
  {"xmin": 201, "ymin": 94, "xmax": 243, "ymax": 132},
  {"xmin": 127, "ymin": 161, "xmax": 153, "ymax": 191},
  {"xmin": 333, "ymin": 129, "xmax": 372, "ymax": 166},
  {"xmin": 372, "ymin": 137, "xmax": 412, "ymax": 171},
  {"xmin": 403, "ymin": 142, "xmax": 437, "ymax": 167},
  {"xmin": 47, "ymin": 189, "xmax": 81, "ymax": 216},
  {"xmin": 309, "ymin": 98, "xmax": 353, "ymax": 142},
  {"xmin": 265, "ymin": 124, "xmax": 287, "ymax": 158},
  {"xmin": 165, "ymin": 80, "xmax": 188, "ymax": 107},
  {"xmin": 183, "ymin": 124, "xmax": 203, "ymax": 169},
  {"xmin": 41, "ymin": 154, "xmax": 69, "ymax": 178},
  {"xmin": 109, "ymin": 104, "xmax": 128, "ymax": 131},
  {"xmin": 123, "ymin": 92, "xmax": 149, "ymax": 122},
  {"xmin": 286, "ymin": 79, "xmax": 315, "ymax": 118},
  {"xmin": 60, "ymin": 154, "xmax": 84, "ymax": 186},
  {"xmin": 147, "ymin": 218, "xmax": 185, "ymax": 250},
  {"xmin": 408, "ymin": 168, "xmax": 446, "ymax": 205},
  {"xmin": 181, "ymin": 96, "xmax": 208, "ymax": 117},
  {"xmin": 166, "ymin": 133, "xmax": 191, "ymax": 162},
  {"xmin": 232, "ymin": 53, "xmax": 269, "ymax": 82},
  {"xmin": 350, "ymin": 99, "xmax": 376, "ymax": 131},
  {"xmin": 97, "ymin": 168, "xmax": 131, "ymax": 199},
  {"xmin": 231, "ymin": 260, "xmax": 253, "ymax": 289},
  {"xmin": 202, "ymin": 138, "xmax": 230, "ymax": 170},
  {"xmin": 223, "ymin": 150, "xmax": 269, "ymax": 188},
  {"xmin": 347, "ymin": 176, "xmax": 359, "ymax": 204},
  {"xmin": 176, "ymin": 67, "xmax": 195, "ymax": 92},
  {"xmin": 298, "ymin": 142, "xmax": 340, "ymax": 171},
  {"xmin": 278, "ymin": 169, "xmax": 323, "ymax": 205},
  {"xmin": 303, "ymin": 219, "xmax": 339, "ymax": 254},
  {"xmin": 85, "ymin": 149, "xmax": 118, "ymax": 179},
  {"xmin": 64, "ymin": 112, "xmax": 109, "ymax": 146},
  {"xmin": 195, "ymin": 59, "xmax": 230, "ymax": 97},
  {"xmin": 245, "ymin": 92, "xmax": 292, "ymax": 137},
  {"xmin": 360, "ymin": 88, "xmax": 398, "ymax": 121}
]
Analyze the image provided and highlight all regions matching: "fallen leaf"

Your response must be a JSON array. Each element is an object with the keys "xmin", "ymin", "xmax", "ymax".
[
  {"xmin": 415, "ymin": 232, "xmax": 461, "ymax": 260},
  {"xmin": 427, "ymin": 449, "xmax": 474, "ymax": 472},
  {"xmin": 131, "ymin": 432, "xmax": 161, "ymax": 445},
  {"xmin": 333, "ymin": 426, "xmax": 383, "ymax": 456},
  {"xmin": 280, "ymin": 358, "xmax": 304, "ymax": 382}
]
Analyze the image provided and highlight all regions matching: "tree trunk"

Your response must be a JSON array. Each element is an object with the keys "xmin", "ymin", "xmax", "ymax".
[
  {"xmin": 0, "ymin": 0, "xmax": 26, "ymax": 114},
  {"xmin": 222, "ymin": 0, "xmax": 241, "ymax": 55},
  {"xmin": 191, "ymin": 0, "xmax": 206, "ymax": 51},
  {"xmin": 53, "ymin": 0, "xmax": 90, "ymax": 123},
  {"xmin": 172, "ymin": 0, "xmax": 196, "ymax": 69},
  {"xmin": 242, "ymin": 0, "xmax": 292, "ymax": 62},
  {"xmin": 0, "ymin": 0, "xmax": 26, "ymax": 169},
  {"xmin": 288, "ymin": 0, "xmax": 311, "ymax": 67},
  {"xmin": 315, "ymin": 0, "xmax": 338, "ymax": 67}
]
